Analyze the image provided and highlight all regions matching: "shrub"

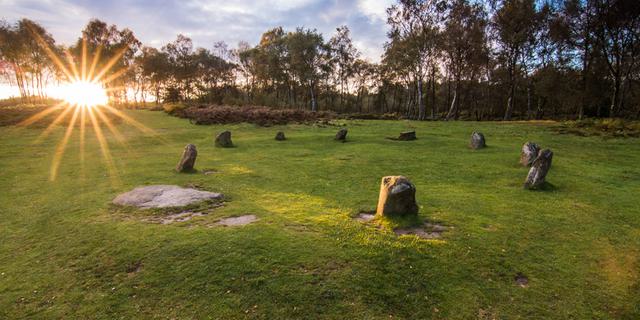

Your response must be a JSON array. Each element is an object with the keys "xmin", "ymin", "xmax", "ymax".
[
  {"xmin": 555, "ymin": 118, "xmax": 640, "ymax": 137},
  {"xmin": 162, "ymin": 102, "xmax": 189, "ymax": 115},
  {"xmin": 172, "ymin": 105, "xmax": 335, "ymax": 126}
]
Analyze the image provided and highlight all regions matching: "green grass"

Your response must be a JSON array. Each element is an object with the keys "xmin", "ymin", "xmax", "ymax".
[{"xmin": 0, "ymin": 110, "xmax": 639, "ymax": 319}]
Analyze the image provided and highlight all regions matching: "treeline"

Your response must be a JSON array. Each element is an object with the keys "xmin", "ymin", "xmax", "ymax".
[{"xmin": 1, "ymin": 0, "xmax": 639, "ymax": 120}]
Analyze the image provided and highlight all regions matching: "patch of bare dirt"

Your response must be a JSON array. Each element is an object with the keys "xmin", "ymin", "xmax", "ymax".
[
  {"xmin": 394, "ymin": 222, "xmax": 449, "ymax": 239},
  {"xmin": 143, "ymin": 211, "xmax": 207, "ymax": 224}
]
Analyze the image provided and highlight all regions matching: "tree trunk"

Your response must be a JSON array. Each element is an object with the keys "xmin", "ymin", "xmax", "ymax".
[
  {"xmin": 431, "ymin": 69, "xmax": 436, "ymax": 119},
  {"xmin": 579, "ymin": 40, "xmax": 589, "ymax": 120},
  {"xmin": 309, "ymin": 81, "xmax": 317, "ymax": 112},
  {"xmin": 610, "ymin": 75, "xmax": 620, "ymax": 117},
  {"xmin": 526, "ymin": 84, "xmax": 532, "ymax": 120},
  {"xmin": 504, "ymin": 82, "xmax": 515, "ymax": 120},
  {"xmin": 417, "ymin": 78, "xmax": 425, "ymax": 120},
  {"xmin": 446, "ymin": 79, "xmax": 460, "ymax": 120}
]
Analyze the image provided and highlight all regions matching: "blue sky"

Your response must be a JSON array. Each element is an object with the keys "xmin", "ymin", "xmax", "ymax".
[{"xmin": 1, "ymin": 0, "xmax": 393, "ymax": 61}]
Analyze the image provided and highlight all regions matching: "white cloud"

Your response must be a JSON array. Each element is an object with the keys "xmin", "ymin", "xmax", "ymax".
[{"xmin": 357, "ymin": 0, "xmax": 394, "ymax": 21}]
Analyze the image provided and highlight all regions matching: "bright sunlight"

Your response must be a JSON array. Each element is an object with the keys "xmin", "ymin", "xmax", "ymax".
[{"xmin": 50, "ymin": 80, "xmax": 109, "ymax": 108}]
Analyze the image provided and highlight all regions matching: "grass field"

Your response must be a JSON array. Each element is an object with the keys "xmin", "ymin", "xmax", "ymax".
[{"xmin": 0, "ymin": 109, "xmax": 639, "ymax": 319}]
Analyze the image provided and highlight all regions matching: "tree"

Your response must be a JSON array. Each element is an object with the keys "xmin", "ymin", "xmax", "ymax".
[
  {"xmin": 442, "ymin": 0, "xmax": 488, "ymax": 120},
  {"xmin": 162, "ymin": 34, "xmax": 196, "ymax": 101},
  {"xmin": 385, "ymin": 0, "xmax": 443, "ymax": 120},
  {"xmin": 138, "ymin": 47, "xmax": 170, "ymax": 104},
  {"xmin": 492, "ymin": 0, "xmax": 539, "ymax": 120},
  {"xmin": 0, "ymin": 19, "xmax": 57, "ymax": 101},
  {"xmin": 329, "ymin": 25, "xmax": 359, "ymax": 111},
  {"xmin": 70, "ymin": 19, "xmax": 141, "ymax": 104},
  {"xmin": 592, "ymin": 0, "xmax": 640, "ymax": 117},
  {"xmin": 554, "ymin": 0, "xmax": 597, "ymax": 119},
  {"xmin": 285, "ymin": 28, "xmax": 330, "ymax": 112}
]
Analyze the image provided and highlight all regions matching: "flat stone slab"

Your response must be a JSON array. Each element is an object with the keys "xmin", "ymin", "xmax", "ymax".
[
  {"xmin": 113, "ymin": 185, "xmax": 223, "ymax": 209},
  {"xmin": 215, "ymin": 215, "xmax": 258, "ymax": 226}
]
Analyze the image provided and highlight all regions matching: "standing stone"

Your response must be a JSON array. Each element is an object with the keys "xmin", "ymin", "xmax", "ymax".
[
  {"xmin": 397, "ymin": 131, "xmax": 417, "ymax": 141},
  {"xmin": 376, "ymin": 176, "xmax": 419, "ymax": 217},
  {"xmin": 176, "ymin": 144, "xmax": 197, "ymax": 172},
  {"xmin": 275, "ymin": 131, "xmax": 286, "ymax": 141},
  {"xmin": 335, "ymin": 128, "xmax": 348, "ymax": 142},
  {"xmin": 524, "ymin": 149, "xmax": 553, "ymax": 189},
  {"xmin": 470, "ymin": 132, "xmax": 486, "ymax": 149},
  {"xmin": 215, "ymin": 130, "xmax": 233, "ymax": 148},
  {"xmin": 520, "ymin": 142, "xmax": 540, "ymax": 166}
]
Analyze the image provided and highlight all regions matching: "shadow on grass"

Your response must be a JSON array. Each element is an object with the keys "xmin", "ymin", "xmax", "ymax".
[
  {"xmin": 176, "ymin": 168, "xmax": 199, "ymax": 174},
  {"xmin": 525, "ymin": 181, "xmax": 558, "ymax": 192}
]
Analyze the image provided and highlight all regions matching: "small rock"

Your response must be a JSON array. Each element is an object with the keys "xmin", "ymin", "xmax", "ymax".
[
  {"xmin": 176, "ymin": 144, "xmax": 197, "ymax": 172},
  {"xmin": 397, "ymin": 131, "xmax": 417, "ymax": 141},
  {"xmin": 515, "ymin": 273, "xmax": 529, "ymax": 287},
  {"xmin": 470, "ymin": 132, "xmax": 486, "ymax": 149},
  {"xmin": 354, "ymin": 212, "xmax": 375, "ymax": 222},
  {"xmin": 215, "ymin": 215, "xmax": 258, "ymax": 226},
  {"xmin": 376, "ymin": 176, "xmax": 419, "ymax": 217},
  {"xmin": 335, "ymin": 128, "xmax": 348, "ymax": 142},
  {"xmin": 215, "ymin": 130, "xmax": 233, "ymax": 148},
  {"xmin": 275, "ymin": 131, "xmax": 286, "ymax": 141},
  {"xmin": 520, "ymin": 142, "xmax": 540, "ymax": 166},
  {"xmin": 524, "ymin": 149, "xmax": 553, "ymax": 189},
  {"xmin": 113, "ymin": 185, "xmax": 223, "ymax": 208}
]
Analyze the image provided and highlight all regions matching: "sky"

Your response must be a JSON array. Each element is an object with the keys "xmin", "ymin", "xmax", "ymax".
[{"xmin": 0, "ymin": 0, "xmax": 393, "ymax": 61}]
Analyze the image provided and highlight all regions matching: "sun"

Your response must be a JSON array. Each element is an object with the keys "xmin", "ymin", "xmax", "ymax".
[
  {"xmin": 16, "ymin": 32, "xmax": 162, "ymax": 183},
  {"xmin": 51, "ymin": 80, "xmax": 109, "ymax": 108}
]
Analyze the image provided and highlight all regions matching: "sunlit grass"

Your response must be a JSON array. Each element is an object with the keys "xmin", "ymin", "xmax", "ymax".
[{"xmin": 0, "ymin": 112, "xmax": 639, "ymax": 318}]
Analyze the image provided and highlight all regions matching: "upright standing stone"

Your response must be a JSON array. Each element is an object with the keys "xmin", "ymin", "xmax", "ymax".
[
  {"xmin": 176, "ymin": 144, "xmax": 197, "ymax": 172},
  {"xmin": 335, "ymin": 128, "xmax": 348, "ymax": 142},
  {"xmin": 275, "ymin": 131, "xmax": 286, "ymax": 141},
  {"xmin": 470, "ymin": 132, "xmax": 486, "ymax": 149},
  {"xmin": 524, "ymin": 149, "xmax": 553, "ymax": 189},
  {"xmin": 215, "ymin": 130, "xmax": 233, "ymax": 148},
  {"xmin": 376, "ymin": 176, "xmax": 419, "ymax": 217},
  {"xmin": 520, "ymin": 142, "xmax": 540, "ymax": 166},
  {"xmin": 397, "ymin": 131, "xmax": 417, "ymax": 141}
]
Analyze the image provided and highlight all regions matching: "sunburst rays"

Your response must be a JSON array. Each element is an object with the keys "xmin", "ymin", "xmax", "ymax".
[{"xmin": 17, "ymin": 32, "xmax": 161, "ymax": 183}]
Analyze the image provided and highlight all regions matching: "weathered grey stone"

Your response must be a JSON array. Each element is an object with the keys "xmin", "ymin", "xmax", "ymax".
[
  {"xmin": 524, "ymin": 149, "xmax": 553, "ymax": 189},
  {"xmin": 470, "ymin": 132, "xmax": 486, "ymax": 149},
  {"xmin": 520, "ymin": 142, "xmax": 541, "ymax": 166},
  {"xmin": 397, "ymin": 131, "xmax": 417, "ymax": 141},
  {"xmin": 113, "ymin": 185, "xmax": 223, "ymax": 208},
  {"xmin": 176, "ymin": 144, "xmax": 197, "ymax": 172},
  {"xmin": 275, "ymin": 131, "xmax": 286, "ymax": 141},
  {"xmin": 335, "ymin": 128, "xmax": 348, "ymax": 142},
  {"xmin": 215, "ymin": 215, "xmax": 258, "ymax": 226},
  {"xmin": 215, "ymin": 130, "xmax": 233, "ymax": 147},
  {"xmin": 376, "ymin": 176, "xmax": 419, "ymax": 217}
]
